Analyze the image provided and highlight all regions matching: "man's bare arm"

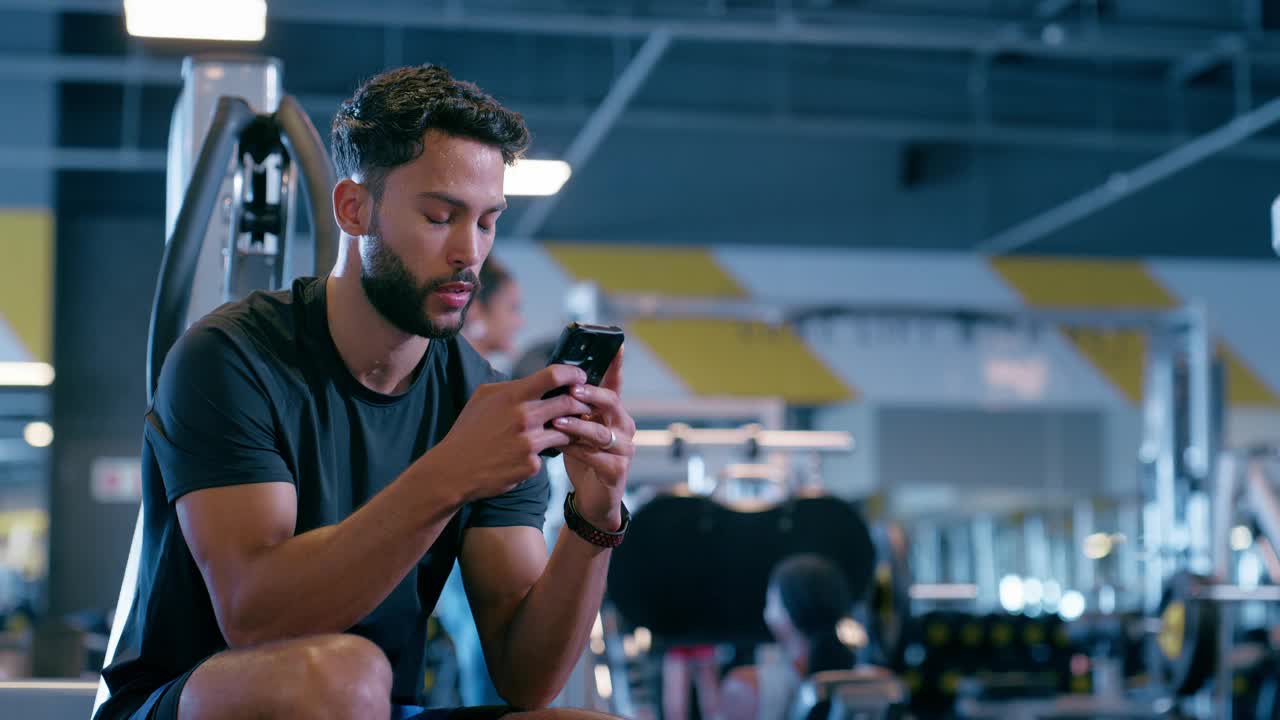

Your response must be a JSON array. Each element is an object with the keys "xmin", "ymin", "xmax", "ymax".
[
  {"xmin": 179, "ymin": 364, "xmax": 590, "ymax": 648},
  {"xmin": 177, "ymin": 452, "xmax": 463, "ymax": 647},
  {"xmin": 462, "ymin": 525, "xmax": 610, "ymax": 709}
]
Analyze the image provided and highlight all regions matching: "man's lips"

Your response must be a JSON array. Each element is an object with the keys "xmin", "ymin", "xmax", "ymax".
[{"xmin": 433, "ymin": 282, "xmax": 473, "ymax": 309}]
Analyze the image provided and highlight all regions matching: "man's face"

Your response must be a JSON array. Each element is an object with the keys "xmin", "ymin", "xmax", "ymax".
[{"xmin": 359, "ymin": 129, "xmax": 508, "ymax": 339}]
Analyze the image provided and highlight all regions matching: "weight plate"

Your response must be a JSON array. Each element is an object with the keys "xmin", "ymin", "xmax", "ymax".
[{"xmin": 1156, "ymin": 572, "xmax": 1219, "ymax": 696}]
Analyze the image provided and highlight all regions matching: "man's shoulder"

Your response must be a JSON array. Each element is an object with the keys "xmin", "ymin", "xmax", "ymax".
[
  {"xmin": 160, "ymin": 278, "xmax": 321, "ymax": 400},
  {"xmin": 199, "ymin": 278, "xmax": 315, "ymax": 353}
]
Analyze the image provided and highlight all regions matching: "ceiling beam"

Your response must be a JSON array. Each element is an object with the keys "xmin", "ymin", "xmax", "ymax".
[
  {"xmin": 6, "ymin": 0, "xmax": 1280, "ymax": 65},
  {"xmin": 11, "ymin": 101, "xmax": 1280, "ymax": 175},
  {"xmin": 975, "ymin": 94, "xmax": 1280, "ymax": 255},
  {"xmin": 514, "ymin": 30, "xmax": 671, "ymax": 238}
]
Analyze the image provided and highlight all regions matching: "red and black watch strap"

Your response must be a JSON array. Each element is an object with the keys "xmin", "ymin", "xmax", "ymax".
[{"xmin": 563, "ymin": 491, "xmax": 629, "ymax": 548}]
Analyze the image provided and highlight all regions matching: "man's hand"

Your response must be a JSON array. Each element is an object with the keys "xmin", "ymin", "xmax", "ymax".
[
  {"xmin": 436, "ymin": 364, "xmax": 592, "ymax": 502},
  {"xmin": 550, "ymin": 347, "xmax": 636, "ymax": 530}
]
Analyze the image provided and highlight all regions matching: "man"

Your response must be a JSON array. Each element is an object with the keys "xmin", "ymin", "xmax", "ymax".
[{"xmin": 96, "ymin": 65, "xmax": 635, "ymax": 720}]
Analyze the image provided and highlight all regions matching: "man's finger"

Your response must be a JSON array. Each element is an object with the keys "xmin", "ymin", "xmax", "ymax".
[
  {"xmin": 551, "ymin": 416, "xmax": 623, "ymax": 451},
  {"xmin": 553, "ymin": 418, "xmax": 634, "ymax": 457},
  {"xmin": 531, "ymin": 427, "xmax": 573, "ymax": 454},
  {"xmin": 519, "ymin": 363, "xmax": 588, "ymax": 399},
  {"xmin": 601, "ymin": 344, "xmax": 625, "ymax": 394},
  {"xmin": 527, "ymin": 394, "xmax": 592, "ymax": 428},
  {"xmin": 570, "ymin": 383, "xmax": 623, "ymax": 419}
]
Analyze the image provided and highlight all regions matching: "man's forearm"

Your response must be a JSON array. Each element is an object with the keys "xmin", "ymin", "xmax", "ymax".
[
  {"xmin": 493, "ymin": 531, "xmax": 611, "ymax": 708},
  {"xmin": 217, "ymin": 452, "xmax": 462, "ymax": 646}
]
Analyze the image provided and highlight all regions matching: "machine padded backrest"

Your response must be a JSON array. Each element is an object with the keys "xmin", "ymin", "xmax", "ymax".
[{"xmin": 607, "ymin": 494, "xmax": 875, "ymax": 645}]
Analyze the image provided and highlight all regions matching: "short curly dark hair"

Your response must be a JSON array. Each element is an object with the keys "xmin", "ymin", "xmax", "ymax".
[{"xmin": 330, "ymin": 65, "xmax": 530, "ymax": 201}]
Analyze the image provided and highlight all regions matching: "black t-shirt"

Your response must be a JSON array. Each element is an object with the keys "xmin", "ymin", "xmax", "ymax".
[{"xmin": 97, "ymin": 276, "xmax": 549, "ymax": 717}]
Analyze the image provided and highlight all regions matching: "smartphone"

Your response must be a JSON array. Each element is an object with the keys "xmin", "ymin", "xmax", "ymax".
[{"xmin": 540, "ymin": 322, "xmax": 625, "ymax": 457}]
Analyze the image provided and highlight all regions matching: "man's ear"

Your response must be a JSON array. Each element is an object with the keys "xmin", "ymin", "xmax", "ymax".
[{"xmin": 333, "ymin": 178, "xmax": 372, "ymax": 237}]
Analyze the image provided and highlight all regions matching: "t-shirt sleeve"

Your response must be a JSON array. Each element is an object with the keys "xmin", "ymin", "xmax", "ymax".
[
  {"xmin": 459, "ymin": 351, "xmax": 550, "ymax": 530},
  {"xmin": 465, "ymin": 465, "xmax": 551, "ymax": 531},
  {"xmin": 145, "ymin": 321, "xmax": 295, "ymax": 503}
]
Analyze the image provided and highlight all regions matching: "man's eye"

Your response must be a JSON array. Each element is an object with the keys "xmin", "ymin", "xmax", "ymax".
[{"xmin": 426, "ymin": 215, "xmax": 449, "ymax": 226}]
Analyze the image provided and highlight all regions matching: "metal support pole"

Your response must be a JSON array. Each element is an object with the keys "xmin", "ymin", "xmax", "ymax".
[
  {"xmin": 1183, "ymin": 305, "xmax": 1213, "ymax": 485},
  {"xmin": 1141, "ymin": 332, "xmax": 1179, "ymax": 611},
  {"xmin": 946, "ymin": 523, "xmax": 973, "ymax": 585},
  {"xmin": 976, "ymin": 95, "xmax": 1280, "ymax": 254},
  {"xmin": 513, "ymin": 29, "xmax": 671, "ymax": 238},
  {"xmin": 1073, "ymin": 500, "xmax": 1096, "ymax": 595},
  {"xmin": 972, "ymin": 516, "xmax": 999, "ymax": 611},
  {"xmin": 1211, "ymin": 452, "xmax": 1239, "ymax": 579},
  {"xmin": 1116, "ymin": 502, "xmax": 1142, "ymax": 610}
]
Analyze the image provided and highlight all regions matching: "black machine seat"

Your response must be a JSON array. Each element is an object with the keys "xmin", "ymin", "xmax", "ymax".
[{"xmin": 607, "ymin": 493, "xmax": 876, "ymax": 646}]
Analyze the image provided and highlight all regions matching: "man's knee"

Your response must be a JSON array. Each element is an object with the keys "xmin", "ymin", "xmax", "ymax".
[
  {"xmin": 180, "ymin": 633, "xmax": 392, "ymax": 720},
  {"xmin": 295, "ymin": 634, "xmax": 393, "ymax": 715}
]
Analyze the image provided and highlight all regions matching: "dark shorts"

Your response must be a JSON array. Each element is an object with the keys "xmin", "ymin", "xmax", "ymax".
[{"xmin": 107, "ymin": 660, "xmax": 516, "ymax": 720}]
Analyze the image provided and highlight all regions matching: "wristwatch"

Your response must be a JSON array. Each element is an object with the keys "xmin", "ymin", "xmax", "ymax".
[{"xmin": 563, "ymin": 491, "xmax": 629, "ymax": 548}]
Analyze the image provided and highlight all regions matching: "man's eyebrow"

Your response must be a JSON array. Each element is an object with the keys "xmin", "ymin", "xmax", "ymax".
[{"xmin": 417, "ymin": 191, "xmax": 507, "ymax": 214}]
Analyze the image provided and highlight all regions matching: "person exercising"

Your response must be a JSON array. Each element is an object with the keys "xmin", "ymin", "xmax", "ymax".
[
  {"xmin": 96, "ymin": 65, "xmax": 635, "ymax": 720},
  {"xmin": 720, "ymin": 554, "xmax": 857, "ymax": 720}
]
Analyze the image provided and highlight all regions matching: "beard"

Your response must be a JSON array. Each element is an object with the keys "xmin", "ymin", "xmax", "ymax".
[{"xmin": 359, "ymin": 228, "xmax": 477, "ymax": 339}]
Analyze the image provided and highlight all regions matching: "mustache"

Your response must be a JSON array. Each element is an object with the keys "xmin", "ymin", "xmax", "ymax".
[{"xmin": 423, "ymin": 269, "xmax": 480, "ymax": 293}]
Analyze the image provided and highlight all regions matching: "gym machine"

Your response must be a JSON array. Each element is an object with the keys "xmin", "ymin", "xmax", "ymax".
[
  {"xmin": 590, "ymin": 403, "xmax": 872, "ymax": 718},
  {"xmin": 0, "ymin": 54, "xmax": 336, "ymax": 718},
  {"xmin": 113, "ymin": 54, "xmax": 338, "ymax": 717},
  {"xmin": 571, "ymin": 285, "xmax": 1271, "ymax": 718}
]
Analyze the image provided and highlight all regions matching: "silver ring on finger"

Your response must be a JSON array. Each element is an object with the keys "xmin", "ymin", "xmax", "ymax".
[{"xmin": 601, "ymin": 428, "xmax": 617, "ymax": 451}]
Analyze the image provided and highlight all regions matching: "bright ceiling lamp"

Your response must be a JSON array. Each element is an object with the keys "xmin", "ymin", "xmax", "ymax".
[
  {"xmin": 0, "ymin": 362, "xmax": 54, "ymax": 387},
  {"xmin": 505, "ymin": 159, "xmax": 572, "ymax": 197},
  {"xmin": 125, "ymin": 0, "xmax": 267, "ymax": 42}
]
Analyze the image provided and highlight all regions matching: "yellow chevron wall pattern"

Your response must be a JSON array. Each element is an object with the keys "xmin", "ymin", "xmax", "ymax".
[
  {"xmin": 0, "ymin": 209, "xmax": 54, "ymax": 364},
  {"xmin": 500, "ymin": 240, "xmax": 1280, "ymax": 415}
]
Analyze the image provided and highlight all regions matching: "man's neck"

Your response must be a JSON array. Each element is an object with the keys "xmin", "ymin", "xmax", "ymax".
[{"xmin": 326, "ymin": 246, "xmax": 429, "ymax": 396}]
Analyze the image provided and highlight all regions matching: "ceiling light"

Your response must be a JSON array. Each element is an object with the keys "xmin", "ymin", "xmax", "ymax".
[
  {"xmin": 125, "ymin": 0, "xmax": 267, "ymax": 42},
  {"xmin": 505, "ymin": 160, "xmax": 572, "ymax": 196},
  {"xmin": 0, "ymin": 362, "xmax": 54, "ymax": 387}
]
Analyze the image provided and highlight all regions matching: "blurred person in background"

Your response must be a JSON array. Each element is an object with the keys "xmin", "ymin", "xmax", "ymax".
[
  {"xmin": 719, "ymin": 554, "xmax": 856, "ymax": 720},
  {"xmin": 462, "ymin": 258, "xmax": 525, "ymax": 364}
]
